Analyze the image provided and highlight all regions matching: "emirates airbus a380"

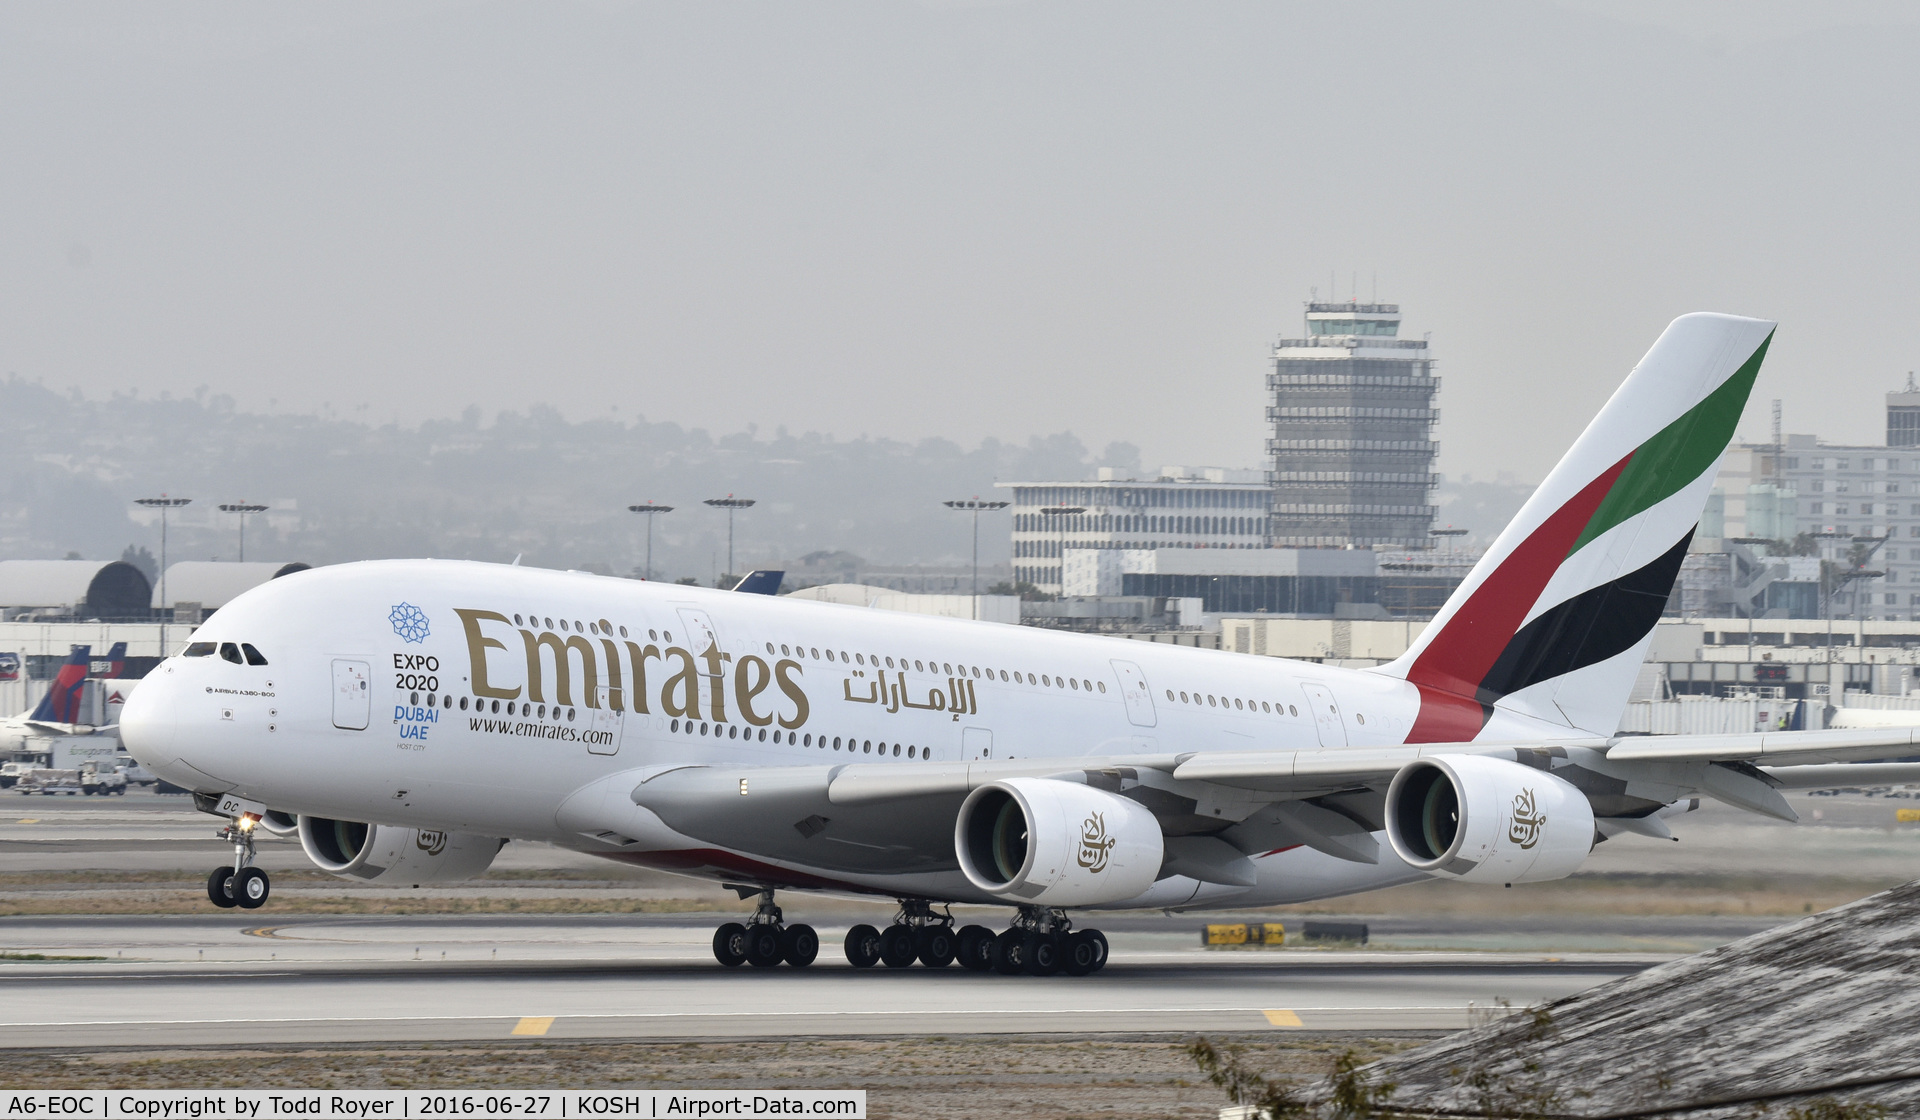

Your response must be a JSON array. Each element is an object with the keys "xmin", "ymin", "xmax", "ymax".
[{"xmin": 120, "ymin": 314, "xmax": 1920, "ymax": 977}]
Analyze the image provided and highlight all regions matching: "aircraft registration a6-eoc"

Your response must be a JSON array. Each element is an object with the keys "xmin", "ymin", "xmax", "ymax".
[{"xmin": 122, "ymin": 313, "xmax": 1920, "ymax": 977}]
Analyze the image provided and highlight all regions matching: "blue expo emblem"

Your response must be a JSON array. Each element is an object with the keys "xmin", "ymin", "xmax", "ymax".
[{"xmin": 389, "ymin": 603, "xmax": 431, "ymax": 644}]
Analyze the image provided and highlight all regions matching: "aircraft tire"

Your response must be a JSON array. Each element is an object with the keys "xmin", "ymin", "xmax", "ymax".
[
  {"xmin": 233, "ymin": 867, "xmax": 271, "ymax": 909},
  {"xmin": 991, "ymin": 929, "xmax": 1026, "ymax": 975},
  {"xmin": 878, "ymin": 924, "xmax": 918, "ymax": 968},
  {"xmin": 1024, "ymin": 934, "xmax": 1061, "ymax": 977},
  {"xmin": 780, "ymin": 924, "xmax": 819, "ymax": 968},
  {"xmin": 844, "ymin": 924, "xmax": 882, "ymax": 968},
  {"xmin": 206, "ymin": 867, "xmax": 237, "ymax": 909},
  {"xmin": 713, "ymin": 922, "xmax": 749, "ymax": 967},
  {"xmin": 1062, "ymin": 931, "xmax": 1101, "ymax": 976},
  {"xmin": 743, "ymin": 925, "xmax": 784, "ymax": 968},
  {"xmin": 915, "ymin": 925, "xmax": 956, "ymax": 968},
  {"xmin": 1083, "ymin": 929, "xmax": 1109, "ymax": 972},
  {"xmin": 955, "ymin": 925, "xmax": 995, "ymax": 971}
]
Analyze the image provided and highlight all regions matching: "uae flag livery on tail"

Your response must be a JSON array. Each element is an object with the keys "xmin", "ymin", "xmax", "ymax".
[{"xmin": 1380, "ymin": 313, "xmax": 1776, "ymax": 742}]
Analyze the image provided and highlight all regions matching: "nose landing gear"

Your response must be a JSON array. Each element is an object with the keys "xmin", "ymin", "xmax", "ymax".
[
  {"xmin": 712, "ymin": 890, "xmax": 816, "ymax": 968},
  {"xmin": 207, "ymin": 814, "xmax": 270, "ymax": 910}
]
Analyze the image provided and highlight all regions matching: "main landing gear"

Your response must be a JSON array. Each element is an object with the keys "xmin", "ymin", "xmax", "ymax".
[
  {"xmin": 206, "ymin": 814, "xmax": 270, "ymax": 910},
  {"xmin": 712, "ymin": 890, "xmax": 819, "ymax": 969},
  {"xmin": 706, "ymin": 894, "xmax": 1108, "ymax": 977},
  {"xmin": 846, "ymin": 902, "xmax": 1109, "ymax": 978}
]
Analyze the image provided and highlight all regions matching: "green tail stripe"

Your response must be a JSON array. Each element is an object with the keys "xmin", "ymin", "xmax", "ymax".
[{"xmin": 1569, "ymin": 330, "xmax": 1773, "ymax": 556}]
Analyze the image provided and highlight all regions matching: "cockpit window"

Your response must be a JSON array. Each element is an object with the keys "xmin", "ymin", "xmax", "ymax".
[
  {"xmin": 184, "ymin": 642, "xmax": 216, "ymax": 657},
  {"xmin": 241, "ymin": 643, "xmax": 269, "ymax": 666},
  {"xmin": 219, "ymin": 643, "xmax": 244, "ymax": 664}
]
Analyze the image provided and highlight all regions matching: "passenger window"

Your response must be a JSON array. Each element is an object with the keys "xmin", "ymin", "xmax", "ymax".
[
  {"xmin": 544, "ymin": 617, "xmax": 554, "ymax": 629},
  {"xmin": 241, "ymin": 643, "xmax": 268, "ymax": 666},
  {"xmin": 943, "ymin": 662, "xmax": 952, "ymax": 674},
  {"xmin": 219, "ymin": 643, "xmax": 244, "ymax": 664},
  {"xmin": 514, "ymin": 615, "xmax": 524, "ymax": 626},
  {"xmin": 1097, "ymin": 681, "xmax": 1106, "ymax": 693},
  {"xmin": 1042, "ymin": 675, "xmax": 1051, "ymax": 686},
  {"xmin": 914, "ymin": 660, "xmax": 924, "ymax": 672},
  {"xmin": 1000, "ymin": 670, "xmax": 1010, "ymax": 681},
  {"xmin": 184, "ymin": 642, "xmax": 216, "ymax": 657},
  {"xmin": 1070, "ymin": 679, "xmax": 1080, "ymax": 690}
]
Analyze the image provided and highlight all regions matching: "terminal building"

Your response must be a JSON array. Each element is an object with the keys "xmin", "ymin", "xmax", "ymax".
[
  {"xmin": 1703, "ymin": 380, "xmax": 1920, "ymax": 621},
  {"xmin": 1000, "ymin": 468, "xmax": 1271, "ymax": 596},
  {"xmin": 1267, "ymin": 302, "xmax": 1439, "ymax": 548}
]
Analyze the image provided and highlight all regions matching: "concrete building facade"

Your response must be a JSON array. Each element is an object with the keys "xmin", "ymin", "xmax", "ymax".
[
  {"xmin": 1000, "ymin": 469, "xmax": 1270, "ymax": 595},
  {"xmin": 1268, "ymin": 301, "xmax": 1439, "ymax": 548}
]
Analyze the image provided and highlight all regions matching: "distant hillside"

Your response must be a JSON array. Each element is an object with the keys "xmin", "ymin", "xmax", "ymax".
[{"xmin": 0, "ymin": 377, "xmax": 1143, "ymax": 580}]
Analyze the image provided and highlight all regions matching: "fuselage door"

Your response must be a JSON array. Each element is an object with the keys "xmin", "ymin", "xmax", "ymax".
[
  {"xmin": 675, "ymin": 606, "xmax": 724, "ymax": 721},
  {"xmin": 1301, "ymin": 682, "xmax": 1346, "ymax": 748},
  {"xmin": 331, "ymin": 660, "xmax": 370, "ymax": 731},
  {"xmin": 588, "ymin": 685, "xmax": 622, "ymax": 756},
  {"xmin": 1109, "ymin": 659, "xmax": 1157, "ymax": 728},
  {"xmin": 961, "ymin": 726, "xmax": 992, "ymax": 761}
]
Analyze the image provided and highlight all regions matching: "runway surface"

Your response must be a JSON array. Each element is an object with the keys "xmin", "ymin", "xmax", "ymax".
[{"xmin": 0, "ymin": 913, "xmax": 1650, "ymax": 1047}]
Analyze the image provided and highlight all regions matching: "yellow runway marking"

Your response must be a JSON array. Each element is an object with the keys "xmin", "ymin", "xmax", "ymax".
[
  {"xmin": 16, "ymin": 820, "xmax": 38, "ymax": 824},
  {"xmin": 511, "ymin": 1017, "xmax": 555, "ymax": 1036},
  {"xmin": 1262, "ymin": 1009, "xmax": 1304, "ymax": 1027}
]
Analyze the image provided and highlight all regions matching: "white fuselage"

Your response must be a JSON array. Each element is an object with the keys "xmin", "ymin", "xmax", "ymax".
[{"xmin": 122, "ymin": 560, "xmax": 1580, "ymax": 910}]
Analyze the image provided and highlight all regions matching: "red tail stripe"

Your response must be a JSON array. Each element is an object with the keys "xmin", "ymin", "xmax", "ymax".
[{"xmin": 1402, "ymin": 450, "xmax": 1633, "ymax": 742}]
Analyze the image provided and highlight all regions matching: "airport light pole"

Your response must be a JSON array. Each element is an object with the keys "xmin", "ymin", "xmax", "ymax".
[
  {"xmin": 627, "ymin": 503, "xmax": 674, "ymax": 580},
  {"xmin": 136, "ymin": 496, "xmax": 191, "ymax": 651},
  {"xmin": 218, "ymin": 503, "xmax": 268, "ymax": 563},
  {"xmin": 1038, "ymin": 505, "xmax": 1086, "ymax": 597},
  {"xmin": 703, "ymin": 497, "xmax": 755, "ymax": 585},
  {"xmin": 944, "ymin": 499, "xmax": 1009, "ymax": 620}
]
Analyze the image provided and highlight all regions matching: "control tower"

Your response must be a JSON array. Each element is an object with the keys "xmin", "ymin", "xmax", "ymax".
[{"xmin": 1267, "ymin": 302, "xmax": 1438, "ymax": 548}]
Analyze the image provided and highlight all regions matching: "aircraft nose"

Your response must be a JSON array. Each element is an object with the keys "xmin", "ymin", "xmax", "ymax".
[{"xmin": 118, "ymin": 670, "xmax": 177, "ymax": 768}]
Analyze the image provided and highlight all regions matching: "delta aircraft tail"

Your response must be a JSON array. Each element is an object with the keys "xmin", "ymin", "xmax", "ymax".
[
  {"xmin": 28, "ymin": 645, "xmax": 93, "ymax": 725},
  {"xmin": 1379, "ymin": 312, "xmax": 1775, "ymax": 741}
]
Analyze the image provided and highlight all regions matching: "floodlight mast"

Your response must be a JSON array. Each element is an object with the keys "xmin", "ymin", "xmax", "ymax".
[
  {"xmin": 944, "ymin": 499, "xmax": 1010, "ymax": 620},
  {"xmin": 135, "ymin": 496, "xmax": 192, "ymax": 651},
  {"xmin": 218, "ymin": 503, "xmax": 269, "ymax": 562},
  {"xmin": 626, "ymin": 503, "xmax": 675, "ymax": 580},
  {"xmin": 702, "ymin": 497, "xmax": 756, "ymax": 584}
]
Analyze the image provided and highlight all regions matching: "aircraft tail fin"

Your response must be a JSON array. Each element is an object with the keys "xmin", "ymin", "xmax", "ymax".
[
  {"xmin": 28, "ymin": 645, "xmax": 92, "ymax": 724},
  {"xmin": 1380, "ymin": 313, "xmax": 1775, "ymax": 740},
  {"xmin": 731, "ymin": 570, "xmax": 785, "ymax": 595},
  {"xmin": 104, "ymin": 642, "xmax": 127, "ymax": 678}
]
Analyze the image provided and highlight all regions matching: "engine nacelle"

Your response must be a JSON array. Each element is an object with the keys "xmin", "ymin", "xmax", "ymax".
[
  {"xmin": 259, "ymin": 810, "xmax": 300, "ymax": 837},
  {"xmin": 297, "ymin": 816, "xmax": 504, "ymax": 886},
  {"xmin": 955, "ymin": 778, "xmax": 1163, "ymax": 906},
  {"xmin": 1385, "ymin": 755, "xmax": 1594, "ymax": 885}
]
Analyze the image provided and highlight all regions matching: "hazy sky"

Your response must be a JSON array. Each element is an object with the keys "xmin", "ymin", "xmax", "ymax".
[{"xmin": 5, "ymin": 1, "xmax": 1919, "ymax": 485}]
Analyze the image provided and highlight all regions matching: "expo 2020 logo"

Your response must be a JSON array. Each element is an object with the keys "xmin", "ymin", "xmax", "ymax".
[{"xmin": 389, "ymin": 602, "xmax": 431, "ymax": 644}]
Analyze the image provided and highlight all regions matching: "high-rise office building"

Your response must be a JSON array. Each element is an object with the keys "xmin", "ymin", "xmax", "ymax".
[{"xmin": 1267, "ymin": 302, "xmax": 1438, "ymax": 548}]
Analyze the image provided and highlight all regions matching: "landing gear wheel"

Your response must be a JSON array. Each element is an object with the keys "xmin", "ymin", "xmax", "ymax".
[
  {"xmin": 878, "ymin": 924, "xmax": 918, "ymax": 968},
  {"xmin": 1025, "ymin": 934, "xmax": 1061, "ymax": 976},
  {"xmin": 1083, "ymin": 928, "xmax": 1109, "ymax": 972},
  {"xmin": 780, "ymin": 924, "xmax": 819, "ymax": 967},
  {"xmin": 744, "ymin": 925, "xmax": 784, "ymax": 968},
  {"xmin": 206, "ymin": 867, "xmax": 237, "ymax": 909},
  {"xmin": 956, "ymin": 925, "xmax": 995, "ymax": 971},
  {"xmin": 233, "ymin": 867, "xmax": 270, "ymax": 909},
  {"xmin": 992, "ymin": 928, "xmax": 1027, "ymax": 975},
  {"xmin": 844, "ymin": 924, "xmax": 882, "ymax": 968},
  {"xmin": 915, "ymin": 925, "xmax": 956, "ymax": 968},
  {"xmin": 1062, "ymin": 930, "xmax": 1101, "ymax": 976},
  {"xmin": 713, "ymin": 922, "xmax": 748, "ymax": 967},
  {"xmin": 955, "ymin": 925, "xmax": 995, "ymax": 972}
]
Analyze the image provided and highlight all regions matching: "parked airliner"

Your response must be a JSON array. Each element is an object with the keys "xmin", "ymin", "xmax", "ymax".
[{"xmin": 121, "ymin": 314, "xmax": 1920, "ymax": 977}]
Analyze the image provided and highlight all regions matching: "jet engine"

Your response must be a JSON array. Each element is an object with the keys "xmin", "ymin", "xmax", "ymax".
[
  {"xmin": 1385, "ymin": 755, "xmax": 1594, "ymax": 885},
  {"xmin": 297, "ymin": 816, "xmax": 504, "ymax": 886},
  {"xmin": 955, "ymin": 777, "xmax": 1163, "ymax": 906},
  {"xmin": 259, "ymin": 810, "xmax": 300, "ymax": 837}
]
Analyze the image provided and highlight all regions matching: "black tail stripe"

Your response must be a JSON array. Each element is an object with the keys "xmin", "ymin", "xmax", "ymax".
[{"xmin": 1475, "ymin": 529, "xmax": 1695, "ymax": 705}]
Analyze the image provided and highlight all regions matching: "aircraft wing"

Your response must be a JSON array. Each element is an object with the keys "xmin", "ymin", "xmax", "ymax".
[
  {"xmin": 602, "ymin": 730, "xmax": 1920, "ymax": 880},
  {"xmin": 1603, "ymin": 727, "xmax": 1920, "ymax": 767}
]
